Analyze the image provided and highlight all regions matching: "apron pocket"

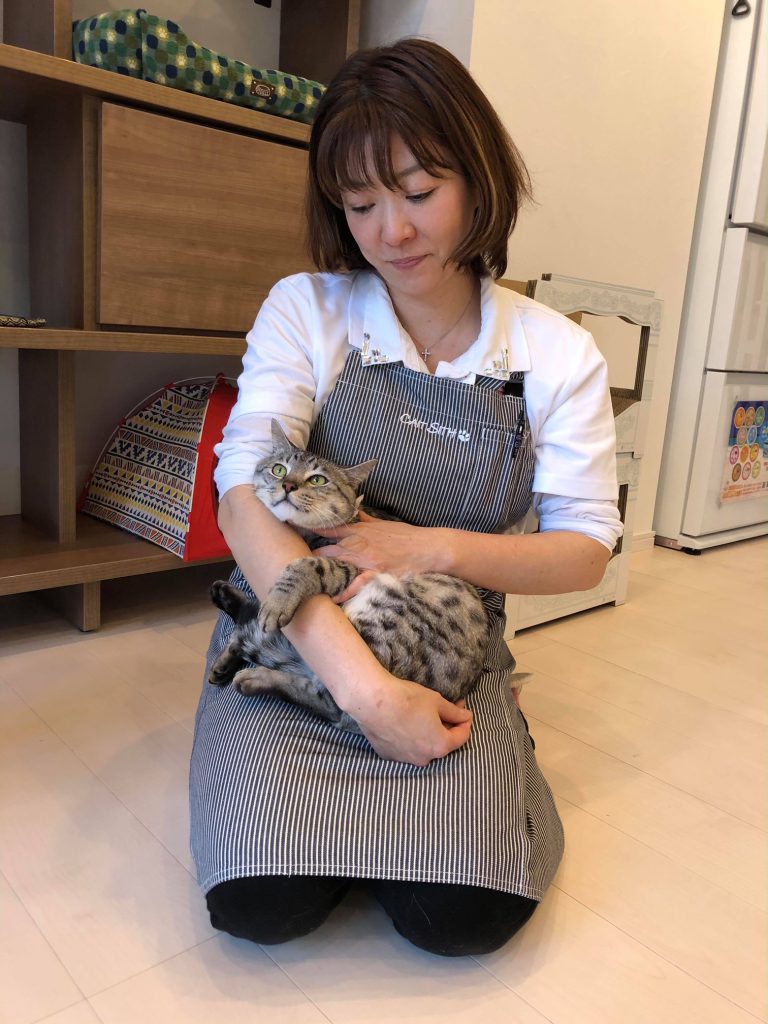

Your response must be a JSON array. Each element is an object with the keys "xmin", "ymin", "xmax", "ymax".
[{"xmin": 459, "ymin": 425, "xmax": 531, "ymax": 532}]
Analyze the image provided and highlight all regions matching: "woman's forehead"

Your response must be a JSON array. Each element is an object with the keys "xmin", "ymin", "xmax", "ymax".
[{"xmin": 335, "ymin": 133, "xmax": 449, "ymax": 193}]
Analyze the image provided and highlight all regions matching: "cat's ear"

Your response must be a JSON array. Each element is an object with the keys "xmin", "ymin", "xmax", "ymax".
[
  {"xmin": 270, "ymin": 418, "xmax": 298, "ymax": 451},
  {"xmin": 343, "ymin": 459, "xmax": 378, "ymax": 490}
]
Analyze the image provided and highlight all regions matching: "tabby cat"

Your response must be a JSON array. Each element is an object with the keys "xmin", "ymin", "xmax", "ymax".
[{"xmin": 208, "ymin": 420, "xmax": 490, "ymax": 732}]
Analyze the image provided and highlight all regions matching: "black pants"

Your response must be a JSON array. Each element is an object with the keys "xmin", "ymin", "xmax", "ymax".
[{"xmin": 206, "ymin": 875, "xmax": 538, "ymax": 957}]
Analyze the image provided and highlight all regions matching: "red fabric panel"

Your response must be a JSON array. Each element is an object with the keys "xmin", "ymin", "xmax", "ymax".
[{"xmin": 184, "ymin": 376, "xmax": 238, "ymax": 561}]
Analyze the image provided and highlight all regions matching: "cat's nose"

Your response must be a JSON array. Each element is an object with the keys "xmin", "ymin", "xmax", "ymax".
[{"xmin": 283, "ymin": 481, "xmax": 297, "ymax": 494}]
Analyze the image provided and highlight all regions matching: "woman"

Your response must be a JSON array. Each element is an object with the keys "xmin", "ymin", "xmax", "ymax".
[{"xmin": 190, "ymin": 38, "xmax": 621, "ymax": 957}]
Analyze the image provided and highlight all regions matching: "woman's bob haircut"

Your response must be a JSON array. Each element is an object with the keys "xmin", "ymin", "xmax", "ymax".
[{"xmin": 307, "ymin": 38, "xmax": 532, "ymax": 279}]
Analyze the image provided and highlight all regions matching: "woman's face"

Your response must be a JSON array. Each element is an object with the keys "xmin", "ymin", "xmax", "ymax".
[{"xmin": 339, "ymin": 135, "xmax": 476, "ymax": 305}]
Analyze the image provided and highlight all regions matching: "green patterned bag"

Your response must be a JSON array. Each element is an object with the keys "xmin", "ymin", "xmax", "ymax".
[
  {"xmin": 72, "ymin": 9, "xmax": 326, "ymax": 125},
  {"xmin": 73, "ymin": 9, "xmax": 144, "ymax": 77}
]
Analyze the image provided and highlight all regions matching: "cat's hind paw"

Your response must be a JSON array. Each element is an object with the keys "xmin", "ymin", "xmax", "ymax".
[
  {"xmin": 207, "ymin": 663, "xmax": 234, "ymax": 687},
  {"xmin": 234, "ymin": 666, "xmax": 288, "ymax": 697},
  {"xmin": 210, "ymin": 580, "xmax": 246, "ymax": 619}
]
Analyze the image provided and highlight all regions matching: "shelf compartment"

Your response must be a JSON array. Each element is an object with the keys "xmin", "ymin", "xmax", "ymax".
[
  {"xmin": 0, "ymin": 43, "xmax": 311, "ymax": 145},
  {"xmin": 0, "ymin": 329, "xmax": 246, "ymax": 355},
  {"xmin": 0, "ymin": 514, "xmax": 232, "ymax": 597}
]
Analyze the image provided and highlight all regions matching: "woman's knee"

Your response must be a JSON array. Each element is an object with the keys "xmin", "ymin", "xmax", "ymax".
[
  {"xmin": 372, "ymin": 879, "xmax": 538, "ymax": 957},
  {"xmin": 206, "ymin": 874, "xmax": 351, "ymax": 945}
]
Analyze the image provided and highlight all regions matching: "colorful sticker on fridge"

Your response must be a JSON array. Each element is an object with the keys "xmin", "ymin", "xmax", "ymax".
[{"xmin": 720, "ymin": 399, "xmax": 768, "ymax": 503}]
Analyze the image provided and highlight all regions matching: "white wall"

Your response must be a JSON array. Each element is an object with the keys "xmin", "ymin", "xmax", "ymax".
[
  {"xmin": 469, "ymin": 0, "xmax": 724, "ymax": 539},
  {"xmin": 361, "ymin": 0, "xmax": 475, "ymax": 65}
]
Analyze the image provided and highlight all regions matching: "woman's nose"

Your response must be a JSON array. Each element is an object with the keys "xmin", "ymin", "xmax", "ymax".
[{"xmin": 380, "ymin": 207, "xmax": 416, "ymax": 246}]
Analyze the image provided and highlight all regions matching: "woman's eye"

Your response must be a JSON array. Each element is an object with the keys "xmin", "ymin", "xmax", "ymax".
[
  {"xmin": 407, "ymin": 189, "xmax": 435, "ymax": 204},
  {"xmin": 349, "ymin": 203, "xmax": 372, "ymax": 215},
  {"xmin": 308, "ymin": 474, "xmax": 327, "ymax": 486},
  {"xmin": 271, "ymin": 464, "xmax": 287, "ymax": 478}
]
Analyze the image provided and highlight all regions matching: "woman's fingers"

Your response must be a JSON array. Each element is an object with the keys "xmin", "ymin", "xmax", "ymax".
[{"xmin": 332, "ymin": 570, "xmax": 378, "ymax": 604}]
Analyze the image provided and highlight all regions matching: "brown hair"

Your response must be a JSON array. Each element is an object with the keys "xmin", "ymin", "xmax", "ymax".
[{"xmin": 306, "ymin": 38, "xmax": 532, "ymax": 279}]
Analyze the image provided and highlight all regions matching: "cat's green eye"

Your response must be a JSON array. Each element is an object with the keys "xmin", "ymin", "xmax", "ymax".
[
  {"xmin": 308, "ymin": 474, "xmax": 327, "ymax": 486},
  {"xmin": 271, "ymin": 464, "xmax": 287, "ymax": 479}
]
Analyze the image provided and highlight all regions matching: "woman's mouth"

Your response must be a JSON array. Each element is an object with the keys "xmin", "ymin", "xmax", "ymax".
[{"xmin": 389, "ymin": 255, "xmax": 426, "ymax": 270}]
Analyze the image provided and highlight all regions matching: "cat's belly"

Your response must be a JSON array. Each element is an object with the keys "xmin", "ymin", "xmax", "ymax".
[{"xmin": 340, "ymin": 573, "xmax": 403, "ymax": 622}]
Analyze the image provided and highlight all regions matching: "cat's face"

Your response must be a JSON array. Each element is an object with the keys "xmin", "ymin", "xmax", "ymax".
[{"xmin": 253, "ymin": 421, "xmax": 377, "ymax": 530}]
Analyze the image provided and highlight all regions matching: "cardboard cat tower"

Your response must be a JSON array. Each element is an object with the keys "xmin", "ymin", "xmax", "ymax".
[{"xmin": 79, "ymin": 375, "xmax": 237, "ymax": 560}]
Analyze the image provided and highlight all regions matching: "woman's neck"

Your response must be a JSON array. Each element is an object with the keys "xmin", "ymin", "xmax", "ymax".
[{"xmin": 391, "ymin": 273, "xmax": 481, "ymax": 371}]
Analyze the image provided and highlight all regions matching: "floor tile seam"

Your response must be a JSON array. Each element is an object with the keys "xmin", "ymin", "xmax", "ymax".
[
  {"xmin": 542, "ymin": 885, "xmax": 768, "ymax": 1024},
  {"xmin": 518, "ymin": 658, "xmax": 768, "ymax": 753},
  {"xmin": 598, "ymin": 606, "xmax": 768, "ymax": 660},
  {"xmin": 85, "ymin": 933, "xmax": 221, "ymax": 1003},
  {"xmin": 4, "ymin": 662, "xmax": 183, "ymax": 737},
  {"xmin": 473, "ymin": 903, "xmax": 758, "ymax": 1024},
  {"xmin": 5, "ymin": 660, "xmax": 201, "ymax": 774},
  {"xmin": 245, "ymin": 947, "xmax": 336, "ymax": 1023},
  {"xmin": 31, "ymin": 1000, "xmax": 107, "ymax": 1024},
  {"xmin": 518, "ymin": 648, "xmax": 768, "ymax": 738},
  {"xmin": 627, "ymin": 565, "xmax": 768, "ymax": 603},
  {"xmin": 538, "ymin": 619, "xmax": 741, "ymax": 679},
  {"xmin": 525, "ymin": 634, "xmax": 767, "ymax": 721},
  {"xmin": 468, "ymin": 958, "xmax": 557, "ymax": 1022},
  {"xmin": 528, "ymin": 712, "xmax": 768, "ymax": 837},
  {"xmin": 551, "ymin": 789, "xmax": 768, "ymax": 915},
  {"xmin": 65, "ymin": 649, "xmax": 202, "ymax": 727},
  {"xmin": 0, "ymin": 863, "xmax": 90, "ymax": 1013},
  {"xmin": 0, "ymin": 690, "xmax": 201, "ymax": 880}
]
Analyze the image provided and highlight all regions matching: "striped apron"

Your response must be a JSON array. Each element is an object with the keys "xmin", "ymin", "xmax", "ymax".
[{"xmin": 190, "ymin": 351, "xmax": 564, "ymax": 899}]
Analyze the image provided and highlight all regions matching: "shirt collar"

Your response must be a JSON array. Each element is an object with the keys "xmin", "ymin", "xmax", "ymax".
[{"xmin": 347, "ymin": 271, "xmax": 531, "ymax": 381}]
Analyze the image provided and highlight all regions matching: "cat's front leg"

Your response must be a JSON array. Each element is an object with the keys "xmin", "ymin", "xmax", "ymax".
[{"xmin": 258, "ymin": 557, "xmax": 360, "ymax": 632}]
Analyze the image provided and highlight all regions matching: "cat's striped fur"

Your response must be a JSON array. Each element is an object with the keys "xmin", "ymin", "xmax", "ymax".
[{"xmin": 208, "ymin": 420, "xmax": 490, "ymax": 732}]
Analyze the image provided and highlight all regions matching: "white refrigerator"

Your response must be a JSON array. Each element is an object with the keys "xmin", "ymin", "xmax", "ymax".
[{"xmin": 655, "ymin": 0, "xmax": 768, "ymax": 551}]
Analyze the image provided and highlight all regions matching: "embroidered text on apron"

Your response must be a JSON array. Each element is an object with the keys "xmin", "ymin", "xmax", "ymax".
[{"xmin": 190, "ymin": 351, "xmax": 564, "ymax": 898}]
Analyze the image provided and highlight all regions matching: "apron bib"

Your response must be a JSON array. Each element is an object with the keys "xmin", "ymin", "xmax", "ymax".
[{"xmin": 190, "ymin": 352, "xmax": 564, "ymax": 899}]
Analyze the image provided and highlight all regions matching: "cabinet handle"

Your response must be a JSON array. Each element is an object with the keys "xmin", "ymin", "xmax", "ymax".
[{"xmin": 732, "ymin": 1, "xmax": 751, "ymax": 16}]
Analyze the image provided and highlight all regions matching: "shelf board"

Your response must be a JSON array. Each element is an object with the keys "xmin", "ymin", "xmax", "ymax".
[
  {"xmin": 0, "ymin": 328, "xmax": 247, "ymax": 354},
  {"xmin": 0, "ymin": 43, "xmax": 311, "ymax": 146},
  {"xmin": 0, "ymin": 514, "xmax": 232, "ymax": 596}
]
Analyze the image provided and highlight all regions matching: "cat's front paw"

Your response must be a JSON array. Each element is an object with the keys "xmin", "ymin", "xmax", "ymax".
[{"xmin": 257, "ymin": 593, "xmax": 300, "ymax": 633}]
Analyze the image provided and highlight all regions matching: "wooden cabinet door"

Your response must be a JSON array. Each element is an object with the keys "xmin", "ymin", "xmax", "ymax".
[{"xmin": 99, "ymin": 103, "xmax": 312, "ymax": 333}]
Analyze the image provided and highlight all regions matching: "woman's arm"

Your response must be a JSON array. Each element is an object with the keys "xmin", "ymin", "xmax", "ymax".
[
  {"xmin": 217, "ymin": 486, "xmax": 473, "ymax": 764},
  {"xmin": 312, "ymin": 512, "xmax": 612, "ymax": 594}
]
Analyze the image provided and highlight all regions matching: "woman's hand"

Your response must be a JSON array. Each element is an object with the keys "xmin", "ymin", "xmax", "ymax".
[
  {"xmin": 345, "ymin": 670, "xmax": 473, "ymax": 766},
  {"xmin": 313, "ymin": 511, "xmax": 447, "ymax": 578}
]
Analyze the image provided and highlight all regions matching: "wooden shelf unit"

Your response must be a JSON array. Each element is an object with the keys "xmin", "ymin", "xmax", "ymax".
[
  {"xmin": 1, "ymin": 1, "xmax": 360, "ymax": 629},
  {"xmin": 0, "ymin": 329, "xmax": 246, "ymax": 355}
]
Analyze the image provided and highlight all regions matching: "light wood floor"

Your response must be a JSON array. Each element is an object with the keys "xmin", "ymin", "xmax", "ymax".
[{"xmin": 1, "ymin": 539, "xmax": 766, "ymax": 1024}]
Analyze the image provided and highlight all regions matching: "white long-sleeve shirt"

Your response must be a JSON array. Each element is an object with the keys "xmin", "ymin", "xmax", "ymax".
[{"xmin": 215, "ymin": 271, "xmax": 623, "ymax": 550}]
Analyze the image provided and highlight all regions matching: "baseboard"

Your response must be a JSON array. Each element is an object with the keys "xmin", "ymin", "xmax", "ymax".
[{"xmin": 630, "ymin": 530, "xmax": 656, "ymax": 551}]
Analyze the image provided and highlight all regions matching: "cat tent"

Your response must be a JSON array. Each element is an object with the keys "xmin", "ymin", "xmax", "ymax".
[{"xmin": 79, "ymin": 375, "xmax": 237, "ymax": 561}]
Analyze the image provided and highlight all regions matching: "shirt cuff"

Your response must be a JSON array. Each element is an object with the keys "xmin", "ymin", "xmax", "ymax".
[{"xmin": 535, "ymin": 493, "xmax": 624, "ymax": 551}]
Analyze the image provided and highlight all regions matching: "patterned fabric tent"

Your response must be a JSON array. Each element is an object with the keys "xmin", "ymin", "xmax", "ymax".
[{"xmin": 79, "ymin": 375, "xmax": 237, "ymax": 561}]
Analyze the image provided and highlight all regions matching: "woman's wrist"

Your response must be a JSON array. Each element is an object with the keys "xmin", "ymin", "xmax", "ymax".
[
  {"xmin": 431, "ymin": 527, "xmax": 462, "ymax": 575},
  {"xmin": 282, "ymin": 595, "xmax": 391, "ymax": 712}
]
